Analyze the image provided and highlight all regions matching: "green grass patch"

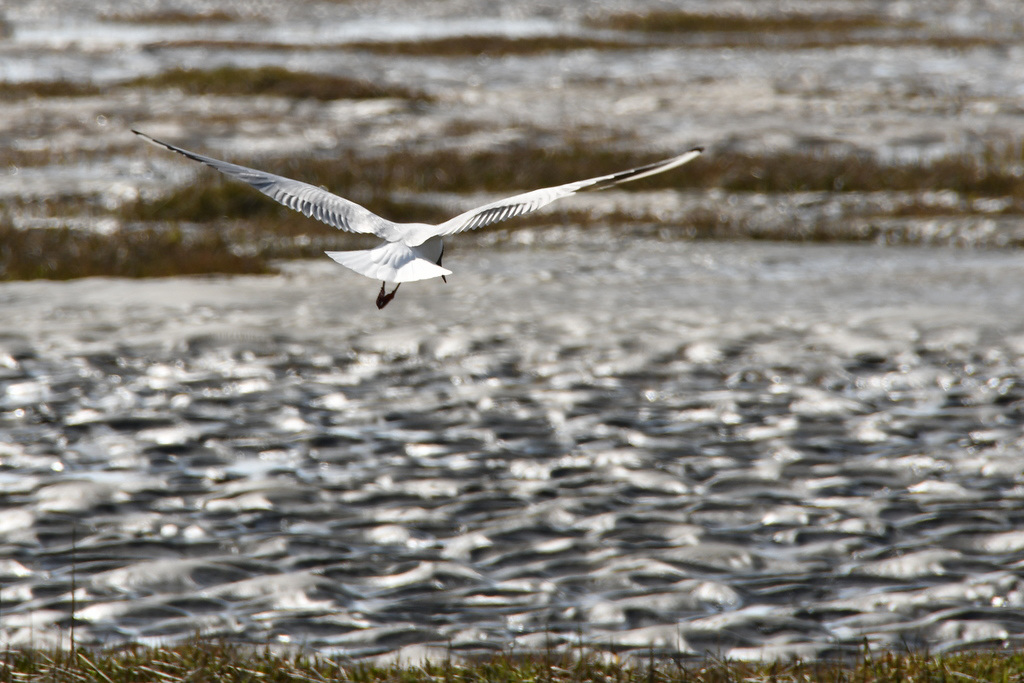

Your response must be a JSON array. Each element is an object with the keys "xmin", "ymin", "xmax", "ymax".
[
  {"xmin": 123, "ymin": 65, "xmax": 430, "ymax": 101},
  {"xmin": 0, "ymin": 220, "xmax": 271, "ymax": 280},
  {"xmin": 2, "ymin": 643, "xmax": 1024, "ymax": 682}
]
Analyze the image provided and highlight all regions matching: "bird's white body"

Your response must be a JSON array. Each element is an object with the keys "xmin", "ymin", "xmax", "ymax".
[{"xmin": 133, "ymin": 130, "xmax": 702, "ymax": 306}]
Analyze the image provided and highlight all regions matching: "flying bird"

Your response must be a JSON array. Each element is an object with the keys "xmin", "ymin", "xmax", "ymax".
[{"xmin": 133, "ymin": 130, "xmax": 702, "ymax": 309}]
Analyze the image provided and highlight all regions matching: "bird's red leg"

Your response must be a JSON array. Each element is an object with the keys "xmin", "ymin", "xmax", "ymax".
[{"xmin": 376, "ymin": 282, "xmax": 400, "ymax": 309}]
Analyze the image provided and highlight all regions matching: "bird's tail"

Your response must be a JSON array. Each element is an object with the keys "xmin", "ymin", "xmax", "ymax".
[{"xmin": 325, "ymin": 241, "xmax": 451, "ymax": 283}]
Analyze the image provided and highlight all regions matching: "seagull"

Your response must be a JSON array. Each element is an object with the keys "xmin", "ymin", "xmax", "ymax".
[{"xmin": 133, "ymin": 130, "xmax": 702, "ymax": 309}]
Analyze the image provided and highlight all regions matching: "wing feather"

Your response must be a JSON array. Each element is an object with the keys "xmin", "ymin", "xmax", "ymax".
[
  {"xmin": 406, "ymin": 147, "xmax": 703, "ymax": 245},
  {"xmin": 133, "ymin": 130, "xmax": 397, "ymax": 239}
]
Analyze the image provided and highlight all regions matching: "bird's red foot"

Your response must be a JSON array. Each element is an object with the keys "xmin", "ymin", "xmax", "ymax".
[{"xmin": 376, "ymin": 282, "xmax": 400, "ymax": 309}]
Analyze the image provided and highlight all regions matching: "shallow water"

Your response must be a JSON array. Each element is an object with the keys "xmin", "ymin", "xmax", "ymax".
[{"xmin": 3, "ymin": 240, "xmax": 1024, "ymax": 660}]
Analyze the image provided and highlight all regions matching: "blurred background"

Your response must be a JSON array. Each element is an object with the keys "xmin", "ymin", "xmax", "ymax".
[
  {"xmin": 3, "ymin": 0, "xmax": 1023, "ymax": 275},
  {"xmin": 2, "ymin": 0, "xmax": 1024, "ymax": 663}
]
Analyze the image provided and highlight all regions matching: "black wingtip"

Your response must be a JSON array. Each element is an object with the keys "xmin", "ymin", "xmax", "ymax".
[
  {"xmin": 133, "ymin": 130, "xmax": 176, "ymax": 153},
  {"xmin": 132, "ymin": 129, "xmax": 158, "ymax": 145},
  {"xmin": 692, "ymin": 146, "xmax": 705, "ymax": 154}
]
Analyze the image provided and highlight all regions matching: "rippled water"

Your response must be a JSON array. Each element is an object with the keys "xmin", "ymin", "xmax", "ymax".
[{"xmin": 3, "ymin": 240, "xmax": 1024, "ymax": 660}]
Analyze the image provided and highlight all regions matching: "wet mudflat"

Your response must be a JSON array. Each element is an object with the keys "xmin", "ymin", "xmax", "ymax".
[{"xmin": 3, "ymin": 239, "xmax": 1024, "ymax": 660}]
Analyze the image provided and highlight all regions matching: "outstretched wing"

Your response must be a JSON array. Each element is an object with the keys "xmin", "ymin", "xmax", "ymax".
[
  {"xmin": 405, "ymin": 147, "xmax": 702, "ymax": 246},
  {"xmin": 133, "ymin": 130, "xmax": 398, "ymax": 240}
]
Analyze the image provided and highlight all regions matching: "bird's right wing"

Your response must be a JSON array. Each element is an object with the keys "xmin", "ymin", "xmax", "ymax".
[
  {"xmin": 405, "ymin": 147, "xmax": 703, "ymax": 246},
  {"xmin": 133, "ymin": 130, "xmax": 398, "ymax": 239}
]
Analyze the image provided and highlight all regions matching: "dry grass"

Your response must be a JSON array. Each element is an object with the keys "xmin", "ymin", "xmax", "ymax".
[{"xmin": 1, "ymin": 642, "xmax": 1023, "ymax": 682}]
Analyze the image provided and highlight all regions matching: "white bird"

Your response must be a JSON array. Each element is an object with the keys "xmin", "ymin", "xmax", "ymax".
[{"xmin": 133, "ymin": 130, "xmax": 702, "ymax": 309}]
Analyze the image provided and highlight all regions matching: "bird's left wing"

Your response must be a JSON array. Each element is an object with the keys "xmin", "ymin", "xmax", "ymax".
[
  {"xmin": 133, "ymin": 130, "xmax": 399, "ymax": 240},
  {"xmin": 405, "ymin": 147, "xmax": 702, "ymax": 246}
]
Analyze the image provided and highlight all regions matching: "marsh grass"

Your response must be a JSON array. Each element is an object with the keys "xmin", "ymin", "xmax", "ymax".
[
  {"xmin": 118, "ymin": 174, "xmax": 451, "ymax": 228},
  {"xmin": 120, "ymin": 144, "xmax": 665, "ymax": 224},
  {"xmin": 13, "ymin": 142, "xmax": 1024, "ymax": 280},
  {"xmin": 677, "ymin": 207, "xmax": 1024, "ymax": 246},
  {"xmin": 103, "ymin": 9, "xmax": 241, "ymax": 23},
  {"xmin": 0, "ymin": 220, "xmax": 271, "ymax": 281},
  {"xmin": 134, "ymin": 17, "xmax": 999, "ymax": 55},
  {"xmin": 122, "ymin": 177, "xmax": 299, "ymax": 224},
  {"xmin": 586, "ymin": 10, "xmax": 1002, "ymax": 50},
  {"xmin": 589, "ymin": 10, "xmax": 904, "ymax": 34},
  {"xmin": 0, "ymin": 80, "xmax": 102, "ymax": 99},
  {"xmin": 129, "ymin": 142, "xmax": 1024, "ymax": 218},
  {"xmin": 693, "ymin": 147, "xmax": 1024, "ymax": 196},
  {"xmin": 345, "ymin": 35, "xmax": 641, "ymax": 57},
  {"xmin": 0, "ymin": 66, "xmax": 428, "ymax": 103},
  {"xmin": 124, "ymin": 65, "xmax": 430, "ymax": 102},
  {"xmin": 2, "ymin": 643, "xmax": 1023, "ymax": 682},
  {"xmin": 138, "ymin": 35, "xmax": 642, "ymax": 56},
  {"xmin": 268, "ymin": 144, "xmax": 704, "ymax": 198}
]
